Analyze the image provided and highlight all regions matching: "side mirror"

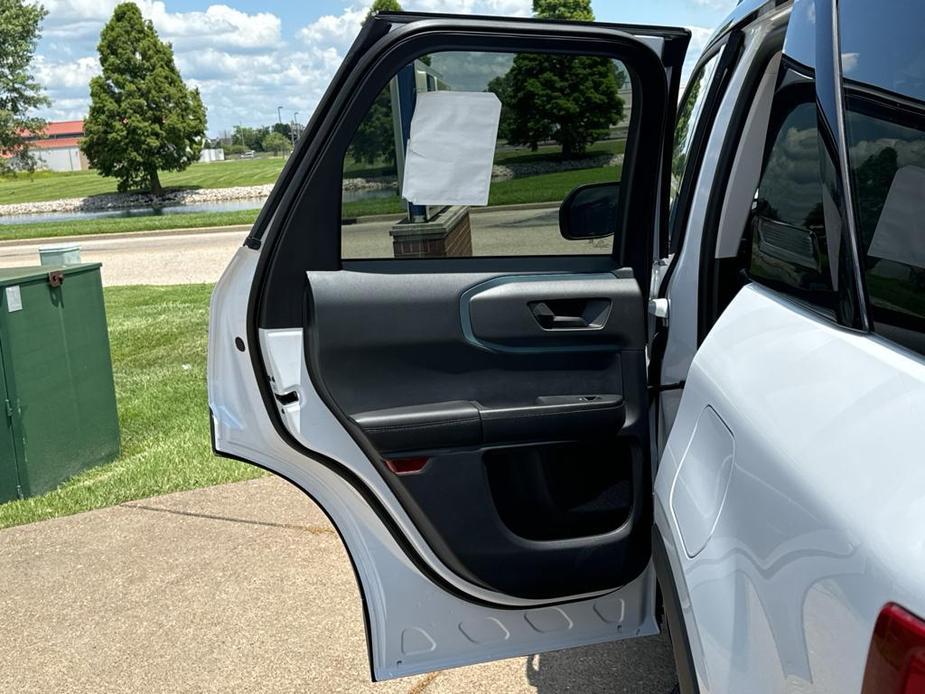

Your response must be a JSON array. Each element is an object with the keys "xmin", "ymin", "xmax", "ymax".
[{"xmin": 558, "ymin": 181, "xmax": 620, "ymax": 241}]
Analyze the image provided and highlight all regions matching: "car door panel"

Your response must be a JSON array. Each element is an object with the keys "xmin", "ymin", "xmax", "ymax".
[
  {"xmin": 211, "ymin": 247, "xmax": 660, "ymax": 680},
  {"xmin": 210, "ymin": 11, "xmax": 689, "ymax": 679},
  {"xmin": 305, "ymin": 266, "xmax": 651, "ymax": 599}
]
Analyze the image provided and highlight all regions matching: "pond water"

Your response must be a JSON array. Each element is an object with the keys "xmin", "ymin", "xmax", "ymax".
[{"xmin": 0, "ymin": 187, "xmax": 397, "ymax": 226}]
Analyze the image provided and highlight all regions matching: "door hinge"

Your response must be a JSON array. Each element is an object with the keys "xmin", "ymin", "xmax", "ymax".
[
  {"xmin": 4, "ymin": 399, "xmax": 12, "ymax": 419},
  {"xmin": 648, "ymin": 298, "xmax": 669, "ymax": 321}
]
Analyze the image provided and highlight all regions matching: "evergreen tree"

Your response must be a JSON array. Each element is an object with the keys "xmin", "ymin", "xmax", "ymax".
[
  {"xmin": 502, "ymin": 0, "xmax": 624, "ymax": 157},
  {"xmin": 82, "ymin": 3, "xmax": 206, "ymax": 194},
  {"xmin": 368, "ymin": 0, "xmax": 402, "ymax": 12},
  {"xmin": 0, "ymin": 0, "xmax": 48, "ymax": 175}
]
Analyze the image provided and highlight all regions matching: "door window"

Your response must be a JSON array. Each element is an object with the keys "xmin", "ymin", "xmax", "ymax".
[{"xmin": 340, "ymin": 50, "xmax": 634, "ymax": 259}]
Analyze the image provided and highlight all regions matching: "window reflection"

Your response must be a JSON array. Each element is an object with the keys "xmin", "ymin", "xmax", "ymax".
[
  {"xmin": 747, "ymin": 96, "xmax": 838, "ymax": 310},
  {"xmin": 845, "ymin": 97, "xmax": 925, "ymax": 349}
]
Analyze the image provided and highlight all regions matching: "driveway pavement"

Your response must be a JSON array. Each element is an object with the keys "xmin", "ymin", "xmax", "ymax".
[{"xmin": 0, "ymin": 476, "xmax": 677, "ymax": 693}]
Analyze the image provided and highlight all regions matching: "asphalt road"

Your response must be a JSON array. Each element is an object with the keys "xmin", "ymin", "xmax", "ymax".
[
  {"xmin": 0, "ymin": 477, "xmax": 678, "ymax": 693},
  {"xmin": 0, "ymin": 205, "xmax": 608, "ymax": 286}
]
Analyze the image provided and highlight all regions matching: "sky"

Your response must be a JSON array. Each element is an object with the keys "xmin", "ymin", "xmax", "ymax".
[{"xmin": 34, "ymin": 0, "xmax": 738, "ymax": 136}]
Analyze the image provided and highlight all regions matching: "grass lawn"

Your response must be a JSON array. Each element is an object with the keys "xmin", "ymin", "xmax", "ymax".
[
  {"xmin": 0, "ymin": 284, "xmax": 261, "ymax": 529},
  {"xmin": 1, "ymin": 165, "xmax": 622, "ymax": 240},
  {"xmin": 0, "ymin": 209, "xmax": 260, "ymax": 241},
  {"xmin": 0, "ymin": 138, "xmax": 626, "ymax": 207},
  {"xmin": 0, "ymin": 157, "xmax": 289, "ymax": 205}
]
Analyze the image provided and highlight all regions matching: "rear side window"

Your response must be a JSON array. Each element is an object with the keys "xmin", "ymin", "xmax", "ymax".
[
  {"xmin": 340, "ymin": 50, "xmax": 634, "ymax": 259},
  {"xmin": 840, "ymin": 1, "xmax": 925, "ymax": 353},
  {"xmin": 746, "ymin": 91, "xmax": 838, "ymax": 313}
]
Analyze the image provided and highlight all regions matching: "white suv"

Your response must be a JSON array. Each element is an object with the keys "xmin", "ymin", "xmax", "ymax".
[{"xmin": 208, "ymin": 1, "xmax": 925, "ymax": 691}]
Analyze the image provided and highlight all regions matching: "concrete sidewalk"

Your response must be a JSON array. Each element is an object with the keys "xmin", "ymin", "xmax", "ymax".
[{"xmin": 0, "ymin": 476, "xmax": 677, "ymax": 693}]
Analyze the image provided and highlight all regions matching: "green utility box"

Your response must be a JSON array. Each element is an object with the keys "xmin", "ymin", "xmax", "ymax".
[{"xmin": 0, "ymin": 263, "xmax": 120, "ymax": 503}]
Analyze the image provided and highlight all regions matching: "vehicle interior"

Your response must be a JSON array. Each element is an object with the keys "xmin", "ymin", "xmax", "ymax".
[{"xmin": 251, "ymin": 18, "xmax": 685, "ymax": 600}]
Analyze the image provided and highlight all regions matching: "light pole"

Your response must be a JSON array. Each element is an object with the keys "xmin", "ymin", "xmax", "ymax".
[
  {"xmin": 276, "ymin": 106, "xmax": 283, "ymax": 125},
  {"xmin": 290, "ymin": 112, "xmax": 299, "ymax": 149}
]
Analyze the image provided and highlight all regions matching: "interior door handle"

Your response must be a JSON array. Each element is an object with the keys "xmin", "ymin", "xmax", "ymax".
[{"xmin": 530, "ymin": 301, "xmax": 591, "ymax": 329}]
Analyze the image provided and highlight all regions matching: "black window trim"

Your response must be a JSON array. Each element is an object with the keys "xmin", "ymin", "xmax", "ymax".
[
  {"xmin": 666, "ymin": 30, "xmax": 743, "ymax": 258},
  {"xmin": 813, "ymin": 0, "xmax": 870, "ymax": 331}
]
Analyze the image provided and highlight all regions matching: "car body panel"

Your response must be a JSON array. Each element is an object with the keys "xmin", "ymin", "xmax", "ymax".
[{"xmin": 655, "ymin": 283, "xmax": 925, "ymax": 692}]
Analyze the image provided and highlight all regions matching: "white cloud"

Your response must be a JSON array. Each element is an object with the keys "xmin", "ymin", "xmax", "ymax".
[
  {"xmin": 41, "ymin": 0, "xmax": 280, "ymax": 51},
  {"xmin": 841, "ymin": 51, "xmax": 859, "ymax": 74},
  {"xmin": 297, "ymin": 4, "xmax": 370, "ymax": 50},
  {"xmin": 296, "ymin": 0, "xmax": 531, "ymax": 55},
  {"xmin": 34, "ymin": 55, "xmax": 99, "ymax": 90},
  {"xmin": 35, "ymin": 0, "xmax": 687, "ymax": 133},
  {"xmin": 680, "ymin": 25, "xmax": 714, "ymax": 87},
  {"xmin": 688, "ymin": 0, "xmax": 736, "ymax": 10},
  {"xmin": 142, "ymin": 2, "xmax": 281, "ymax": 51},
  {"xmin": 405, "ymin": 0, "xmax": 530, "ymax": 14}
]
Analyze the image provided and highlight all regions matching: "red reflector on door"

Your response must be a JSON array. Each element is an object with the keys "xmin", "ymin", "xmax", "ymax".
[
  {"xmin": 383, "ymin": 457, "xmax": 430, "ymax": 475},
  {"xmin": 862, "ymin": 603, "xmax": 925, "ymax": 694}
]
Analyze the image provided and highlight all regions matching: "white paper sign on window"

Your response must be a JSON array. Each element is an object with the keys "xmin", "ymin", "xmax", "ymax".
[{"xmin": 401, "ymin": 91, "xmax": 502, "ymax": 207}]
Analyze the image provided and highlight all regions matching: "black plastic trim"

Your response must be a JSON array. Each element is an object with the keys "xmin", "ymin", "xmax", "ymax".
[
  {"xmin": 653, "ymin": 526, "xmax": 700, "ymax": 694},
  {"xmin": 811, "ymin": 0, "xmax": 869, "ymax": 331}
]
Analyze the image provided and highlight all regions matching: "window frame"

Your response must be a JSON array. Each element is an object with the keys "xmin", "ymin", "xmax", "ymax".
[{"xmin": 666, "ymin": 31, "xmax": 741, "ymax": 257}]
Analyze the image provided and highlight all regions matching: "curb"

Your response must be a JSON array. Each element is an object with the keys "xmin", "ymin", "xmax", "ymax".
[
  {"xmin": 0, "ymin": 224, "xmax": 253, "ymax": 247},
  {"xmin": 0, "ymin": 201, "xmax": 561, "ymax": 247}
]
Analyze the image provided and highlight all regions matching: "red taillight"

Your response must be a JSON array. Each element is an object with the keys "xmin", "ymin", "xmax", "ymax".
[{"xmin": 862, "ymin": 603, "xmax": 925, "ymax": 694}]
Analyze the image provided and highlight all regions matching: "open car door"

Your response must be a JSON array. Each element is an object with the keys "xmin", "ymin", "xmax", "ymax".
[{"xmin": 209, "ymin": 12, "xmax": 688, "ymax": 681}]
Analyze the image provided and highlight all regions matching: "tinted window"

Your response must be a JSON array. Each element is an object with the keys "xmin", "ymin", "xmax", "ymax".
[
  {"xmin": 841, "ymin": 1, "xmax": 925, "ymax": 353},
  {"xmin": 782, "ymin": 0, "xmax": 815, "ymax": 70},
  {"xmin": 840, "ymin": 1, "xmax": 925, "ymax": 104},
  {"xmin": 747, "ymin": 92, "xmax": 837, "ymax": 312},
  {"xmin": 340, "ymin": 51, "xmax": 633, "ymax": 259}
]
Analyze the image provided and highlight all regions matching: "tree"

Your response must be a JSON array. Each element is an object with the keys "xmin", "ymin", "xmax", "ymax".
[
  {"xmin": 501, "ymin": 0, "xmax": 624, "ymax": 157},
  {"xmin": 271, "ymin": 122, "xmax": 292, "ymax": 140},
  {"xmin": 532, "ymin": 0, "xmax": 594, "ymax": 20},
  {"xmin": 81, "ymin": 3, "xmax": 206, "ymax": 194},
  {"xmin": 262, "ymin": 131, "xmax": 290, "ymax": 155},
  {"xmin": 0, "ymin": 0, "xmax": 48, "ymax": 175},
  {"xmin": 368, "ymin": 0, "xmax": 402, "ymax": 13}
]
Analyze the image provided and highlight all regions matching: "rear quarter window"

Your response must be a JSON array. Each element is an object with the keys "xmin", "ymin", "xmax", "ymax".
[{"xmin": 841, "ymin": 0, "xmax": 925, "ymax": 353}]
